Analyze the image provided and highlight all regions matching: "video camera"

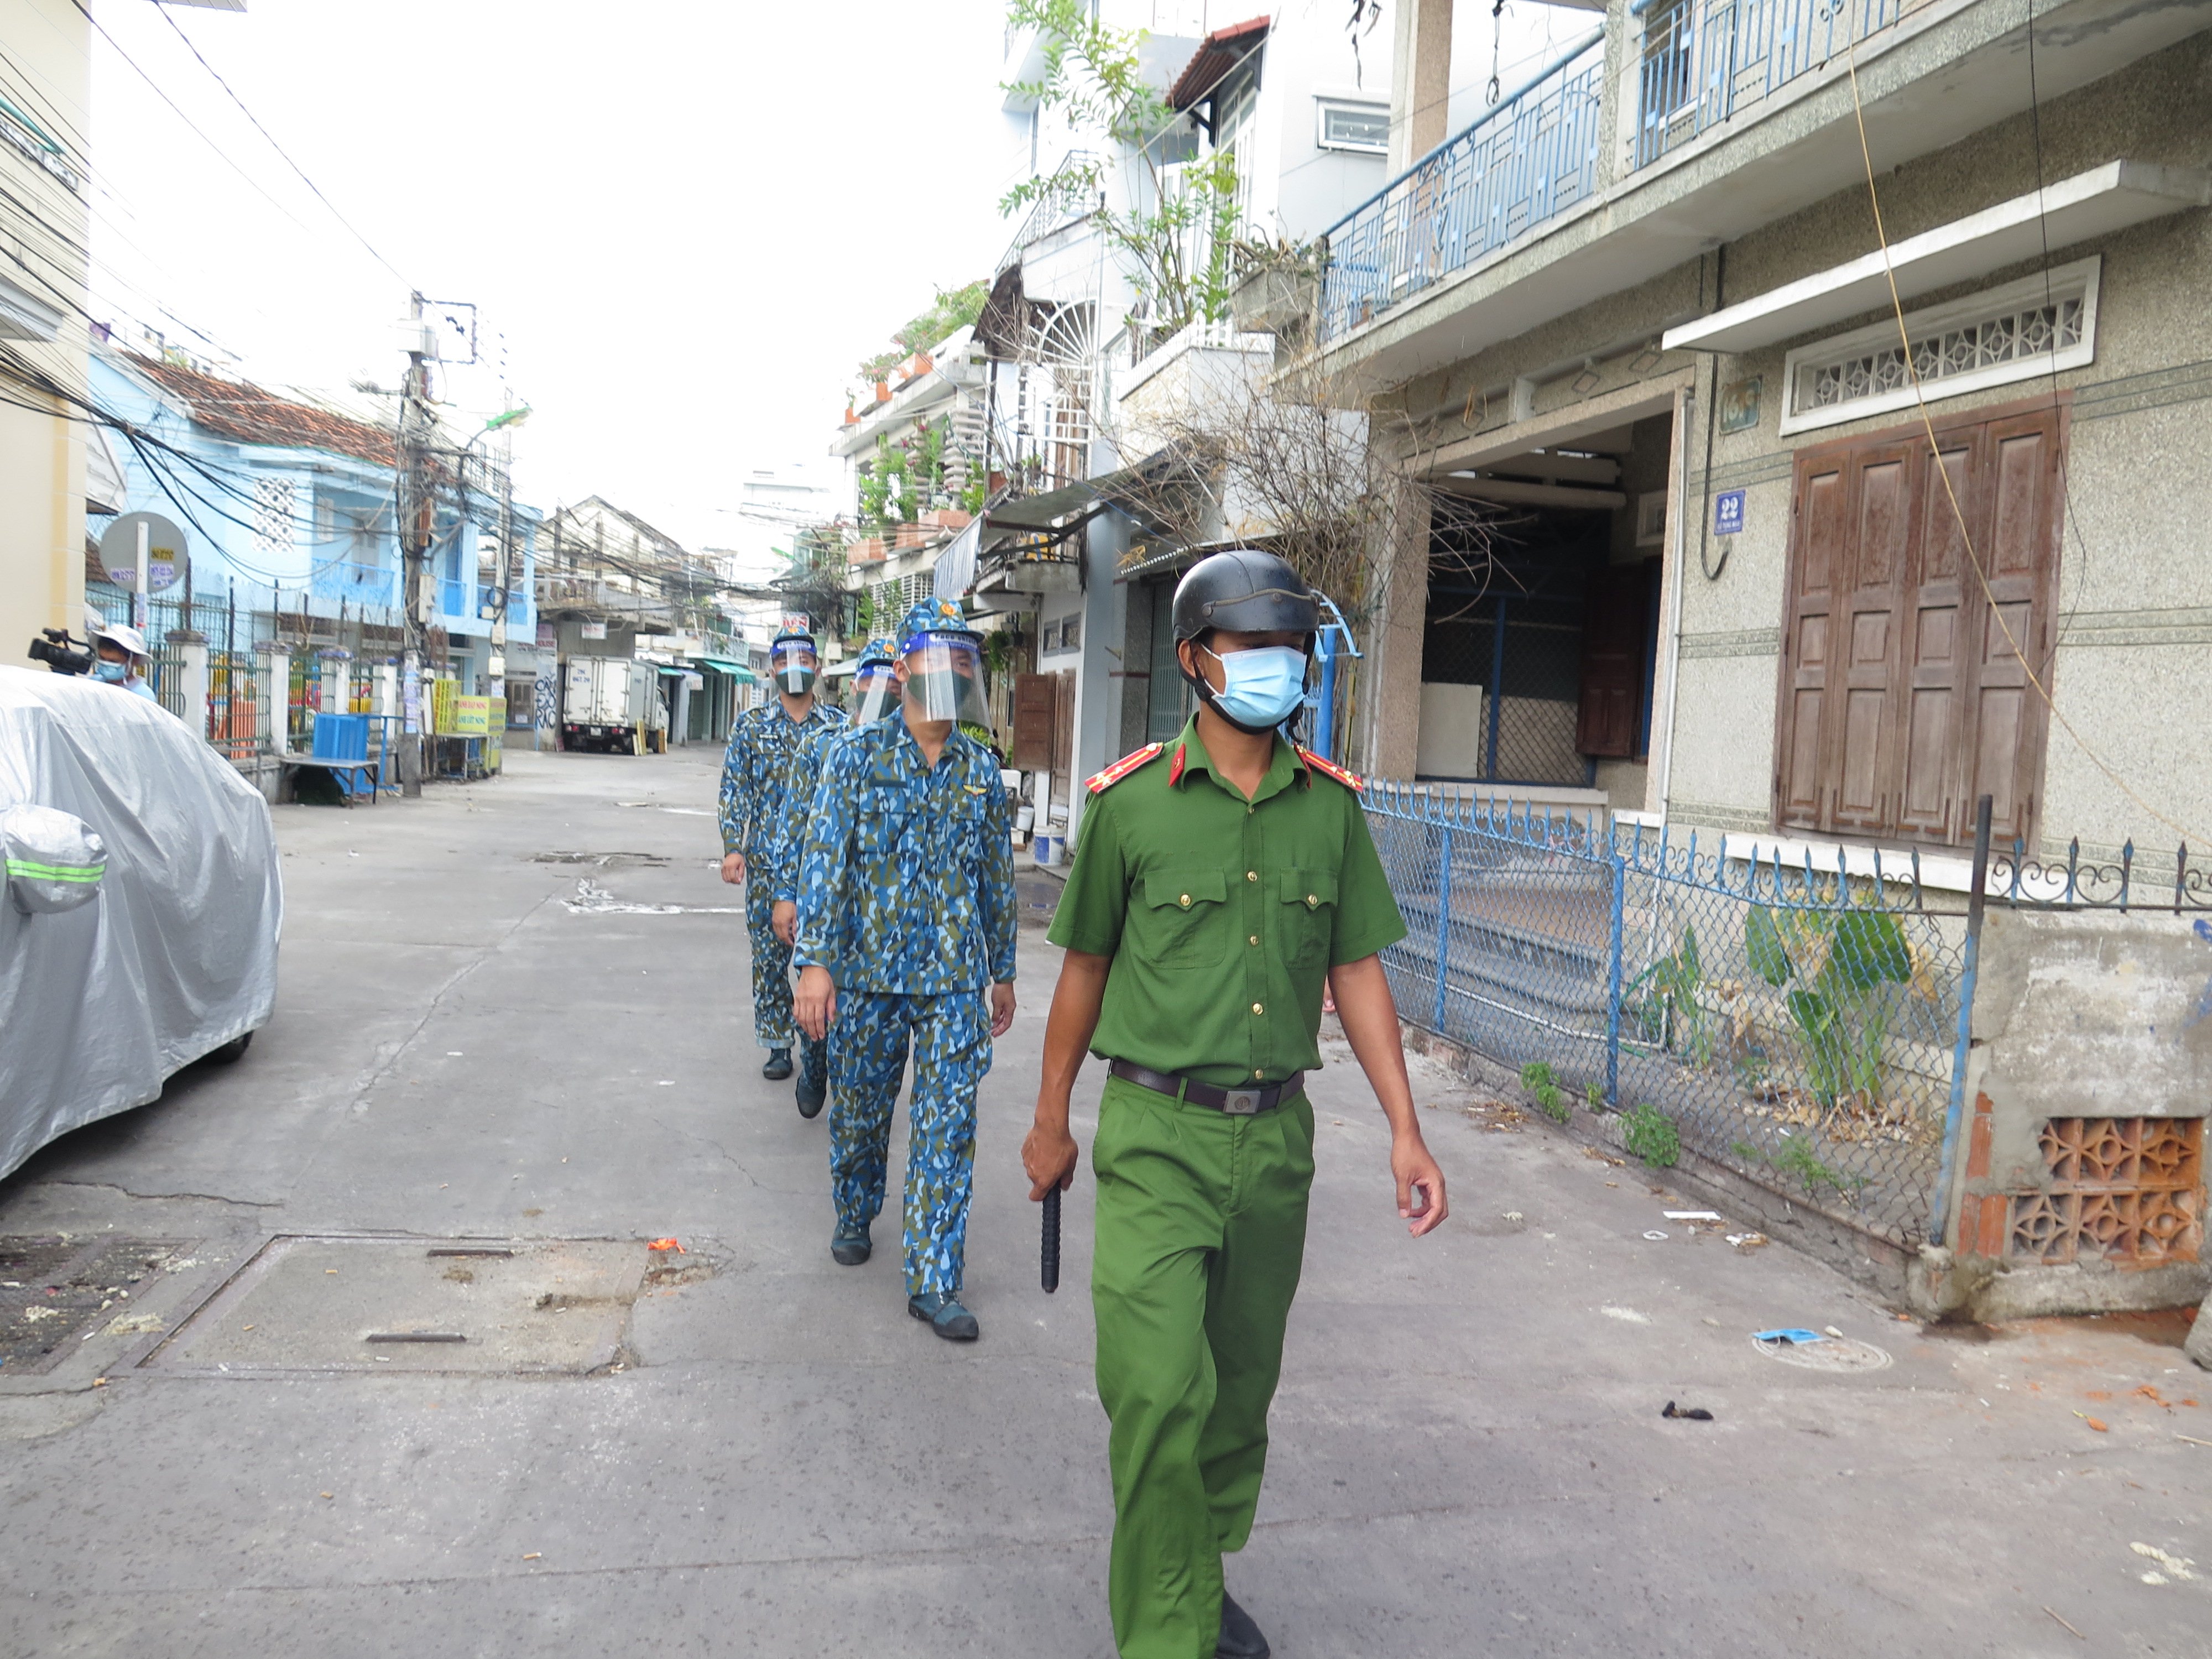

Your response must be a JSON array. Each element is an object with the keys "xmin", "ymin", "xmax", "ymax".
[{"xmin": 28, "ymin": 628, "xmax": 95, "ymax": 676}]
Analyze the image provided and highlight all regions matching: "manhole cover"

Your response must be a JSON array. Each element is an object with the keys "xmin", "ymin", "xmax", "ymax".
[
  {"xmin": 530, "ymin": 851, "xmax": 667, "ymax": 867},
  {"xmin": 144, "ymin": 1237, "xmax": 653, "ymax": 1375},
  {"xmin": 1751, "ymin": 1332, "xmax": 1893, "ymax": 1372},
  {"xmin": 0, "ymin": 1238, "xmax": 196, "ymax": 1375}
]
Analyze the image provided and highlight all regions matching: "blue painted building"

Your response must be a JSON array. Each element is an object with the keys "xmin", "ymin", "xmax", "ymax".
[{"xmin": 89, "ymin": 349, "xmax": 539, "ymax": 691}]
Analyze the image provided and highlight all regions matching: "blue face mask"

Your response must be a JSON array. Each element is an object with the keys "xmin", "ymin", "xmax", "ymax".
[
  {"xmin": 93, "ymin": 660, "xmax": 128, "ymax": 684},
  {"xmin": 1203, "ymin": 644, "xmax": 1309, "ymax": 732}
]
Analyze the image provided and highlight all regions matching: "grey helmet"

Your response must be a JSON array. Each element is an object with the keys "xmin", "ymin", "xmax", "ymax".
[
  {"xmin": 1170, "ymin": 549, "xmax": 1319, "ymax": 645},
  {"xmin": 1171, "ymin": 550, "xmax": 1320, "ymax": 735}
]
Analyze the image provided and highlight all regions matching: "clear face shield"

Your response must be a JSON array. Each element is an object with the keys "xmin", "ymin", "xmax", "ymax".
[
  {"xmin": 852, "ymin": 662, "xmax": 899, "ymax": 724},
  {"xmin": 901, "ymin": 635, "xmax": 990, "ymax": 727},
  {"xmin": 769, "ymin": 641, "xmax": 818, "ymax": 695}
]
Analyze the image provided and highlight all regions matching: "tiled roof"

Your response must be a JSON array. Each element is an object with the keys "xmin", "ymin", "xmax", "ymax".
[
  {"xmin": 126, "ymin": 353, "xmax": 398, "ymax": 468},
  {"xmin": 1168, "ymin": 14, "xmax": 1269, "ymax": 112}
]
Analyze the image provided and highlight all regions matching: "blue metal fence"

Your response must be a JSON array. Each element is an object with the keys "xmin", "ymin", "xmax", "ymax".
[
  {"xmin": 1632, "ymin": 0, "xmax": 1915, "ymax": 168},
  {"xmin": 1365, "ymin": 782, "xmax": 1974, "ymax": 1245},
  {"xmin": 1317, "ymin": 32, "xmax": 1605, "ymax": 346}
]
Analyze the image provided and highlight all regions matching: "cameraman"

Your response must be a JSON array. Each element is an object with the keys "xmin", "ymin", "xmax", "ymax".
[{"xmin": 89, "ymin": 622, "xmax": 159, "ymax": 702}]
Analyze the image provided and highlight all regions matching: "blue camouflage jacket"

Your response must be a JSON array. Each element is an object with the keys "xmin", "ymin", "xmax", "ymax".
[
  {"xmin": 769, "ymin": 716, "xmax": 877, "ymax": 905},
  {"xmin": 792, "ymin": 718, "xmax": 1017, "ymax": 993},
  {"xmin": 717, "ymin": 699, "xmax": 846, "ymax": 868}
]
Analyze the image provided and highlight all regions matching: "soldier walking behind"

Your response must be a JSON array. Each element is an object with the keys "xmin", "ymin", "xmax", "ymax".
[
  {"xmin": 794, "ymin": 600, "xmax": 1017, "ymax": 1342},
  {"xmin": 1021, "ymin": 550, "xmax": 1448, "ymax": 1659},
  {"xmin": 768, "ymin": 633, "xmax": 900, "ymax": 952},
  {"xmin": 718, "ymin": 615, "xmax": 846, "ymax": 1115}
]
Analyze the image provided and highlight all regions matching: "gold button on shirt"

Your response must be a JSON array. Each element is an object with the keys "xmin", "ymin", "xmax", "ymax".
[{"xmin": 1047, "ymin": 716, "xmax": 1407, "ymax": 1089}]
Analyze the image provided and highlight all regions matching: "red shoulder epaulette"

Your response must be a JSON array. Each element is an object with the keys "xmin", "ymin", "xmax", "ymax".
[
  {"xmin": 1086, "ymin": 742, "xmax": 1165, "ymax": 794},
  {"xmin": 1296, "ymin": 745, "xmax": 1365, "ymax": 791}
]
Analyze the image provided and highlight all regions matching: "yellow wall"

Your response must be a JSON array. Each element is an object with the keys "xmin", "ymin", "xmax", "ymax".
[{"xmin": 0, "ymin": 0, "xmax": 90, "ymax": 666}]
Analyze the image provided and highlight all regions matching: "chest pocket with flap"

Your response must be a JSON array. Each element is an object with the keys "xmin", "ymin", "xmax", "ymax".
[
  {"xmin": 1278, "ymin": 869, "xmax": 1339, "ymax": 966},
  {"xmin": 1142, "ymin": 867, "xmax": 1228, "ymax": 967}
]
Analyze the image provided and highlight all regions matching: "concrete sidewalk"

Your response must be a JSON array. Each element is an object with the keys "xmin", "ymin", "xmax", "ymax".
[{"xmin": 0, "ymin": 745, "xmax": 2204, "ymax": 1658}]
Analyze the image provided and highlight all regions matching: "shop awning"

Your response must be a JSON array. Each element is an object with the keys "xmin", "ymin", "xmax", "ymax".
[
  {"xmin": 692, "ymin": 656, "xmax": 755, "ymax": 682},
  {"xmin": 1662, "ymin": 161, "xmax": 2210, "ymax": 355}
]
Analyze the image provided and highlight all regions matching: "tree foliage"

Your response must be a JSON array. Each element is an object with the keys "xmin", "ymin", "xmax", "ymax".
[
  {"xmin": 855, "ymin": 280, "xmax": 990, "ymax": 387},
  {"xmin": 1000, "ymin": 0, "xmax": 1240, "ymax": 340}
]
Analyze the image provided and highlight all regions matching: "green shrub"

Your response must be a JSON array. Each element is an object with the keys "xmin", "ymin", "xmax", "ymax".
[
  {"xmin": 1519, "ymin": 1061, "xmax": 1554, "ymax": 1092},
  {"xmin": 1772, "ymin": 1135, "xmax": 1850, "ymax": 1196},
  {"xmin": 1535, "ymin": 1082, "xmax": 1569, "ymax": 1124},
  {"xmin": 1624, "ymin": 1103, "xmax": 1681, "ymax": 1168}
]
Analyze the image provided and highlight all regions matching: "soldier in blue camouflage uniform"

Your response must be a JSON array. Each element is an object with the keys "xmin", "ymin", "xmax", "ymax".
[
  {"xmin": 768, "ymin": 630, "xmax": 900, "ymax": 939},
  {"xmin": 765, "ymin": 634, "xmax": 902, "ymax": 1109},
  {"xmin": 719, "ymin": 615, "xmax": 846, "ymax": 1111},
  {"xmin": 794, "ymin": 599, "xmax": 1017, "ymax": 1342}
]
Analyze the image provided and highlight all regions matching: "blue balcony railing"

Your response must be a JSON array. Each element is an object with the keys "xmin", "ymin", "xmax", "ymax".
[
  {"xmin": 1632, "ymin": 0, "xmax": 1916, "ymax": 168},
  {"xmin": 1317, "ymin": 31, "xmax": 1605, "ymax": 347}
]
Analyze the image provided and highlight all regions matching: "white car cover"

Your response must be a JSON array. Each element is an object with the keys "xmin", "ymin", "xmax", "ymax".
[{"xmin": 0, "ymin": 667, "xmax": 281, "ymax": 1180}]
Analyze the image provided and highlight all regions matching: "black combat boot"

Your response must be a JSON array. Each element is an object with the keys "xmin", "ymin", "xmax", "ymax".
[{"xmin": 794, "ymin": 1037, "xmax": 827, "ymax": 1118}]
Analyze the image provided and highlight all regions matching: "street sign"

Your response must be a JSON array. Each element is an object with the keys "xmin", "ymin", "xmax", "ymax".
[
  {"xmin": 97, "ymin": 511, "xmax": 189, "ymax": 593},
  {"xmin": 1713, "ymin": 489, "xmax": 1746, "ymax": 537}
]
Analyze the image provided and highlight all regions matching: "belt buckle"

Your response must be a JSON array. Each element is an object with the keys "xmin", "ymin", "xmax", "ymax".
[{"xmin": 1222, "ymin": 1089, "xmax": 1260, "ymax": 1115}]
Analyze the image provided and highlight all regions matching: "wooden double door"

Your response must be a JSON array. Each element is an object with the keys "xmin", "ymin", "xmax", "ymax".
[{"xmin": 1775, "ymin": 400, "xmax": 2064, "ymax": 849}]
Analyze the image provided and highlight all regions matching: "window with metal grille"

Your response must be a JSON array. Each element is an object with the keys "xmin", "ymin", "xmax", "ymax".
[
  {"xmin": 1780, "ymin": 260, "xmax": 2099, "ymax": 435},
  {"xmin": 253, "ymin": 476, "xmax": 295, "ymax": 564}
]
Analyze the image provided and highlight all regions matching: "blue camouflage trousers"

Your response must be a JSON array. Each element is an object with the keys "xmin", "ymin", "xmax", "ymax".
[
  {"xmin": 745, "ymin": 884, "xmax": 826, "ymax": 1081},
  {"xmin": 830, "ymin": 989, "xmax": 992, "ymax": 1298}
]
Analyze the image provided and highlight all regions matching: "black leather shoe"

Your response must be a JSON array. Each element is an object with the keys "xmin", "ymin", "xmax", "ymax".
[
  {"xmin": 1218, "ymin": 1592, "xmax": 1270, "ymax": 1658},
  {"xmin": 907, "ymin": 1292, "xmax": 979, "ymax": 1342},
  {"xmin": 831, "ymin": 1225, "xmax": 870, "ymax": 1266},
  {"xmin": 761, "ymin": 1047, "xmax": 792, "ymax": 1081}
]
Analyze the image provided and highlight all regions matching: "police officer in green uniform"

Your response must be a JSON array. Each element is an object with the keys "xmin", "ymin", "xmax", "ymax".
[{"xmin": 1022, "ymin": 549, "xmax": 1449, "ymax": 1659}]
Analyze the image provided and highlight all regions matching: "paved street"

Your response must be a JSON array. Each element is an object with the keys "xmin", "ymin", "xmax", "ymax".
[{"xmin": 1, "ymin": 749, "xmax": 2207, "ymax": 1658}]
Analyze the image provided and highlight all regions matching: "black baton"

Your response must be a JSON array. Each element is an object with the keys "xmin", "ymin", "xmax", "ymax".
[{"xmin": 1041, "ymin": 1186, "xmax": 1061, "ymax": 1294}]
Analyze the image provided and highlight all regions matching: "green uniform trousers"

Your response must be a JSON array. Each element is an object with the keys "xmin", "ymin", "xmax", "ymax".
[{"xmin": 1092, "ymin": 1074, "xmax": 1316, "ymax": 1659}]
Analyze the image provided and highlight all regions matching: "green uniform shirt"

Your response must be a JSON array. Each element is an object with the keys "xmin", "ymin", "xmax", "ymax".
[{"xmin": 1046, "ymin": 714, "xmax": 1407, "ymax": 1088}]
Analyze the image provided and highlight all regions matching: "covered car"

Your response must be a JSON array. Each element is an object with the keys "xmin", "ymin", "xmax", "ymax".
[{"xmin": 0, "ymin": 666, "xmax": 280, "ymax": 1181}]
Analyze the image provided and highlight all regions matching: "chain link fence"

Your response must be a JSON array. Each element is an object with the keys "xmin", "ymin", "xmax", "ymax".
[{"xmin": 1366, "ymin": 783, "xmax": 1972, "ymax": 1246}]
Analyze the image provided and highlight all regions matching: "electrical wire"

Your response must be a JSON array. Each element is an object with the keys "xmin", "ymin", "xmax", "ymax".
[
  {"xmin": 152, "ymin": 5, "xmax": 410, "ymax": 286},
  {"xmin": 70, "ymin": 1, "xmax": 333, "ymax": 248},
  {"xmin": 1838, "ymin": 28, "xmax": 2209, "ymax": 848}
]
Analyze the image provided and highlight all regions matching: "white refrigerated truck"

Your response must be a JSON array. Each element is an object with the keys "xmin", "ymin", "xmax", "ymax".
[{"xmin": 560, "ymin": 656, "xmax": 667, "ymax": 753}]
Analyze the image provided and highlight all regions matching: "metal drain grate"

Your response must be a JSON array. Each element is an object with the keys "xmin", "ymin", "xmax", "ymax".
[
  {"xmin": 0, "ymin": 1238, "xmax": 195, "ymax": 1375},
  {"xmin": 144, "ymin": 1236, "xmax": 655, "ymax": 1375},
  {"xmin": 1751, "ymin": 1332, "xmax": 1893, "ymax": 1373}
]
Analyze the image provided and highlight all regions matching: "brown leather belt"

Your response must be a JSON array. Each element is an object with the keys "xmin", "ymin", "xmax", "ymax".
[{"xmin": 1108, "ymin": 1058, "xmax": 1305, "ymax": 1116}]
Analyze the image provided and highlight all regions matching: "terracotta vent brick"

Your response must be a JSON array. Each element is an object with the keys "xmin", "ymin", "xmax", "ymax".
[{"xmin": 2008, "ymin": 1117, "xmax": 2204, "ymax": 1267}]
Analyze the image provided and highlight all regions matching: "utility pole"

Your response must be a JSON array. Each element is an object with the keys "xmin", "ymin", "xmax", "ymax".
[{"xmin": 397, "ymin": 292, "xmax": 432, "ymax": 797}]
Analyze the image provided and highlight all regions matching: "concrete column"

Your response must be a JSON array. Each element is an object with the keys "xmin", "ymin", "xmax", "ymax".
[
  {"xmin": 1388, "ymin": 0, "xmax": 1455, "ymax": 171},
  {"xmin": 1646, "ymin": 385, "xmax": 1694, "ymax": 816},
  {"xmin": 260, "ymin": 642, "xmax": 291, "ymax": 754},
  {"xmin": 170, "ymin": 632, "xmax": 209, "ymax": 741},
  {"xmin": 672, "ymin": 675, "xmax": 692, "ymax": 746},
  {"xmin": 375, "ymin": 662, "xmax": 398, "ymax": 718},
  {"xmin": 1069, "ymin": 512, "xmax": 1130, "ymax": 844},
  {"xmin": 1365, "ymin": 483, "xmax": 1432, "ymax": 781}
]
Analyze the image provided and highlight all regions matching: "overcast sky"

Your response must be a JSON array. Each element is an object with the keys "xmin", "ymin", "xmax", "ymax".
[
  {"xmin": 81, "ymin": 1, "xmax": 1568, "ymax": 557},
  {"xmin": 84, "ymin": 0, "xmax": 1018, "ymax": 555}
]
